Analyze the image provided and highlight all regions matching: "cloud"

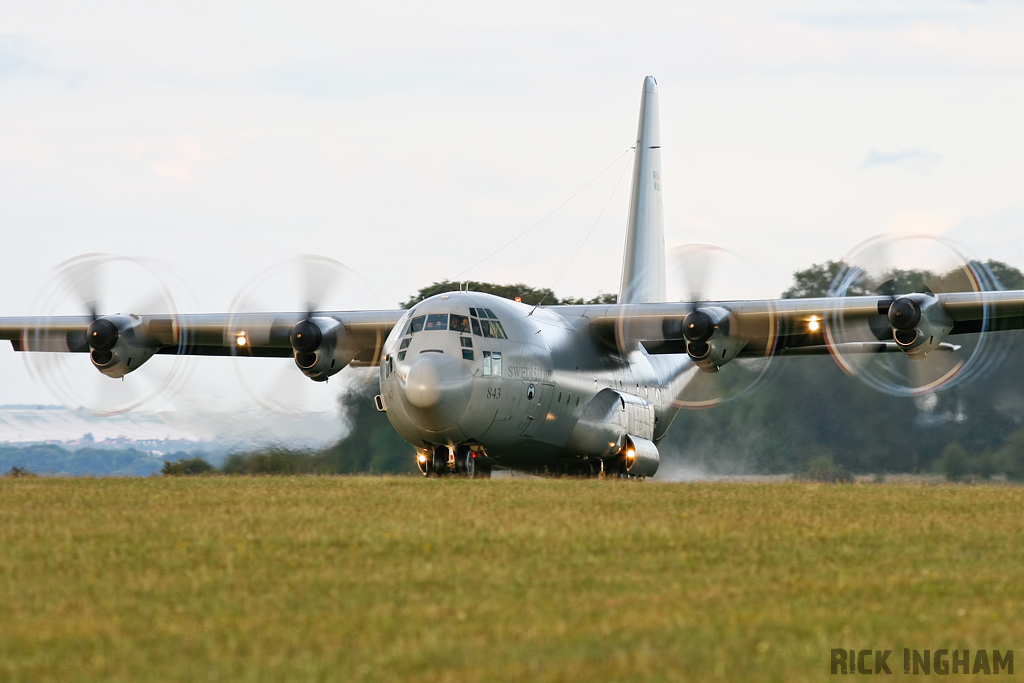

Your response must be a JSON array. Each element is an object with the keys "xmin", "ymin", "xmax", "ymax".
[
  {"xmin": 884, "ymin": 210, "xmax": 961, "ymax": 236},
  {"xmin": 254, "ymin": 60, "xmax": 520, "ymax": 100},
  {"xmin": 152, "ymin": 136, "xmax": 220, "ymax": 181},
  {"xmin": 861, "ymin": 148, "xmax": 940, "ymax": 172},
  {"xmin": 780, "ymin": 10, "xmax": 962, "ymax": 32},
  {"xmin": 0, "ymin": 35, "xmax": 44, "ymax": 80},
  {"xmin": 0, "ymin": 34, "xmax": 89, "ymax": 89}
]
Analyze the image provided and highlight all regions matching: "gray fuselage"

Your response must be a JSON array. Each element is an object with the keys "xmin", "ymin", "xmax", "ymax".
[{"xmin": 377, "ymin": 292, "xmax": 694, "ymax": 471}]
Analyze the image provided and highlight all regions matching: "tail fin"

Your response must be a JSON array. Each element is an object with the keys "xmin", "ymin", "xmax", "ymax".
[{"xmin": 618, "ymin": 76, "xmax": 666, "ymax": 305}]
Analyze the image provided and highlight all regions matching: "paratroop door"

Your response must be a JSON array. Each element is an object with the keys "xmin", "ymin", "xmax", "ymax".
[{"xmin": 521, "ymin": 383, "xmax": 554, "ymax": 437}]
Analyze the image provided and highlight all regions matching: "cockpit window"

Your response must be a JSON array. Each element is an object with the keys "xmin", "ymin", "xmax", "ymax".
[
  {"xmin": 424, "ymin": 314, "xmax": 448, "ymax": 331},
  {"xmin": 479, "ymin": 319, "xmax": 507, "ymax": 339},
  {"xmin": 468, "ymin": 310, "xmax": 507, "ymax": 339},
  {"xmin": 450, "ymin": 314, "xmax": 470, "ymax": 333},
  {"xmin": 409, "ymin": 316, "xmax": 425, "ymax": 333},
  {"xmin": 484, "ymin": 308, "xmax": 497, "ymax": 319},
  {"xmin": 400, "ymin": 309, "xmax": 417, "ymax": 335}
]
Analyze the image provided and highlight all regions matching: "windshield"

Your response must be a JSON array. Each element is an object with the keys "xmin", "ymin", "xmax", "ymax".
[
  {"xmin": 404, "ymin": 310, "xmax": 506, "ymax": 339},
  {"xmin": 424, "ymin": 314, "xmax": 448, "ymax": 331}
]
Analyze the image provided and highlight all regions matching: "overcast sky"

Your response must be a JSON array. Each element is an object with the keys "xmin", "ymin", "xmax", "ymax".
[{"xmin": 2, "ymin": 0, "xmax": 1023, "ymax": 409}]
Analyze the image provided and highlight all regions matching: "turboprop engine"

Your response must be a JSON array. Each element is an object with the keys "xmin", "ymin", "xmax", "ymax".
[
  {"xmin": 289, "ymin": 316, "xmax": 358, "ymax": 381},
  {"xmin": 565, "ymin": 389, "xmax": 661, "ymax": 477},
  {"xmin": 887, "ymin": 293, "xmax": 954, "ymax": 356},
  {"xmin": 680, "ymin": 306, "xmax": 746, "ymax": 371},
  {"xmin": 86, "ymin": 315, "xmax": 161, "ymax": 379}
]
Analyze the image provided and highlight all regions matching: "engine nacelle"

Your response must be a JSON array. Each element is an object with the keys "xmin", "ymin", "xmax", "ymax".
[
  {"xmin": 681, "ymin": 306, "xmax": 746, "ymax": 371},
  {"xmin": 623, "ymin": 435, "xmax": 659, "ymax": 477},
  {"xmin": 887, "ymin": 294, "xmax": 953, "ymax": 357},
  {"xmin": 87, "ymin": 315, "xmax": 158, "ymax": 379},
  {"xmin": 565, "ymin": 389, "xmax": 655, "ymax": 458},
  {"xmin": 289, "ymin": 316, "xmax": 357, "ymax": 381}
]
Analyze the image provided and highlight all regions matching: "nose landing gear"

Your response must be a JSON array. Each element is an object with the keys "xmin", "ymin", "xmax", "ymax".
[{"xmin": 418, "ymin": 444, "xmax": 491, "ymax": 478}]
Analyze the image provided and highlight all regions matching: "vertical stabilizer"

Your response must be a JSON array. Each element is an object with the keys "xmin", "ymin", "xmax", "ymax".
[{"xmin": 618, "ymin": 76, "xmax": 666, "ymax": 305}]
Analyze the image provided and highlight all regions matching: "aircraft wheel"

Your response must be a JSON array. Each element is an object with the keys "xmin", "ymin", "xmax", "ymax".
[
  {"xmin": 431, "ymin": 445, "xmax": 449, "ymax": 476},
  {"xmin": 455, "ymin": 445, "xmax": 475, "ymax": 477}
]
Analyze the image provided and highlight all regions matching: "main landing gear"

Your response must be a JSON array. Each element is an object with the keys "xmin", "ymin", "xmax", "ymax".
[{"xmin": 417, "ymin": 444, "xmax": 491, "ymax": 479}]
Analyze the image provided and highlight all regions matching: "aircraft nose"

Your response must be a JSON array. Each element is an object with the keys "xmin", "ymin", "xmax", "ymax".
[{"xmin": 400, "ymin": 352, "xmax": 472, "ymax": 431}]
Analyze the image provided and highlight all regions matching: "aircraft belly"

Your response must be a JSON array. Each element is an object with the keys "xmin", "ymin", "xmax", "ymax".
[{"xmin": 484, "ymin": 437, "xmax": 567, "ymax": 466}]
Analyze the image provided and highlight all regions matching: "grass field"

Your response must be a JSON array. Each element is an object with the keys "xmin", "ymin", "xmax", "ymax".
[{"xmin": 1, "ymin": 477, "xmax": 1022, "ymax": 682}]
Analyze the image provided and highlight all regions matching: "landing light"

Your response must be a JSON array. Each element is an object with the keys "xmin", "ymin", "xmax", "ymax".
[
  {"xmin": 808, "ymin": 317, "xmax": 820, "ymax": 332},
  {"xmin": 417, "ymin": 453, "xmax": 427, "ymax": 464},
  {"xmin": 236, "ymin": 334, "xmax": 247, "ymax": 346},
  {"xmin": 626, "ymin": 448, "xmax": 636, "ymax": 460}
]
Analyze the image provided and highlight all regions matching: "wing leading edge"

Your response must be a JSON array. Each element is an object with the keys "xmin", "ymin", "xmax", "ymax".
[
  {"xmin": 573, "ymin": 289, "xmax": 1024, "ymax": 358},
  {"xmin": 0, "ymin": 309, "xmax": 405, "ymax": 365}
]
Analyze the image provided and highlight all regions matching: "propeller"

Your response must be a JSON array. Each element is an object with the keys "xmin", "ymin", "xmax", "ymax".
[
  {"xmin": 226, "ymin": 255, "xmax": 379, "ymax": 414},
  {"xmin": 23, "ymin": 254, "xmax": 193, "ymax": 415},
  {"xmin": 825, "ymin": 234, "xmax": 1006, "ymax": 397},
  {"xmin": 664, "ymin": 244, "xmax": 777, "ymax": 409}
]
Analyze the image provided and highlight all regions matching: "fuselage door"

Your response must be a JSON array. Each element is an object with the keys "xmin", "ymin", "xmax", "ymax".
[{"xmin": 521, "ymin": 382, "xmax": 555, "ymax": 437}]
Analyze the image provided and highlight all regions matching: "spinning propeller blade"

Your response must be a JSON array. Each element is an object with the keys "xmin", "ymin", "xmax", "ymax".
[
  {"xmin": 826, "ymin": 234, "xmax": 1004, "ymax": 396},
  {"xmin": 227, "ymin": 255, "xmax": 378, "ymax": 414},
  {"xmin": 24, "ymin": 254, "xmax": 192, "ymax": 415}
]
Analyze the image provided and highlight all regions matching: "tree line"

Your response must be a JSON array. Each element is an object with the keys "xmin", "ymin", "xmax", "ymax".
[
  {"xmin": 7, "ymin": 261, "xmax": 1022, "ymax": 479},
  {"xmin": 176, "ymin": 260, "xmax": 1024, "ymax": 480}
]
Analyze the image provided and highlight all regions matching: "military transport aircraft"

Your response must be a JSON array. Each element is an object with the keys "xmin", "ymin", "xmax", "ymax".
[{"xmin": 2, "ymin": 76, "xmax": 1023, "ymax": 478}]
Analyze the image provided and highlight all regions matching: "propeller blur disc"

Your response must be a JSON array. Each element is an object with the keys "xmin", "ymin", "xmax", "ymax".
[
  {"xmin": 227, "ymin": 255, "xmax": 379, "ymax": 415},
  {"xmin": 826, "ymin": 234, "xmax": 1006, "ymax": 397},
  {"xmin": 664, "ymin": 244, "xmax": 777, "ymax": 409},
  {"xmin": 24, "ymin": 254, "xmax": 194, "ymax": 415}
]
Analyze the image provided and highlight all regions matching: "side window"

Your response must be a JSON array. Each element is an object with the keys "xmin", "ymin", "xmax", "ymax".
[
  {"xmin": 490, "ymin": 321, "xmax": 507, "ymax": 339},
  {"xmin": 482, "ymin": 351, "xmax": 502, "ymax": 376},
  {"xmin": 450, "ymin": 314, "xmax": 470, "ymax": 333},
  {"xmin": 460, "ymin": 337, "xmax": 473, "ymax": 348},
  {"xmin": 480, "ymin": 320, "xmax": 495, "ymax": 338},
  {"xmin": 470, "ymin": 317, "xmax": 482, "ymax": 336},
  {"xmin": 424, "ymin": 314, "xmax": 448, "ymax": 331},
  {"xmin": 409, "ymin": 316, "xmax": 425, "ymax": 333},
  {"xmin": 399, "ymin": 338, "xmax": 410, "ymax": 349},
  {"xmin": 397, "ymin": 351, "xmax": 407, "ymax": 361},
  {"xmin": 462, "ymin": 349, "xmax": 474, "ymax": 361}
]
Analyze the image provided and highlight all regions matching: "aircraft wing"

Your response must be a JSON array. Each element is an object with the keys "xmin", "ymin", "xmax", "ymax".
[
  {"xmin": 579, "ymin": 290, "xmax": 1024, "ymax": 357},
  {"xmin": 0, "ymin": 310, "xmax": 404, "ymax": 365}
]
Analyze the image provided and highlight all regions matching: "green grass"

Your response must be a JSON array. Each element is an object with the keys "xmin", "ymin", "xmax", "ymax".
[{"xmin": 1, "ymin": 478, "xmax": 1022, "ymax": 682}]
